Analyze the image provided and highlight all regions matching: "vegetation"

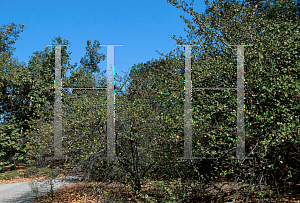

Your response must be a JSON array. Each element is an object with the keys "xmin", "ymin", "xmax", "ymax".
[{"xmin": 0, "ymin": 0, "xmax": 299, "ymax": 202}]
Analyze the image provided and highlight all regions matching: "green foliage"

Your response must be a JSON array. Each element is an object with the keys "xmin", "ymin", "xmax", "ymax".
[
  {"xmin": 0, "ymin": 23, "xmax": 28, "ymax": 171},
  {"xmin": 0, "ymin": 22, "xmax": 80, "ymax": 170},
  {"xmin": 0, "ymin": 169, "xmax": 20, "ymax": 180},
  {"xmin": 259, "ymin": 0, "xmax": 300, "ymax": 22},
  {"xmin": 0, "ymin": 121, "xmax": 24, "ymax": 171},
  {"xmin": 0, "ymin": 0, "xmax": 299, "ymax": 201},
  {"xmin": 20, "ymin": 39, "xmax": 108, "ymax": 170},
  {"xmin": 164, "ymin": 0, "xmax": 300, "ymax": 201}
]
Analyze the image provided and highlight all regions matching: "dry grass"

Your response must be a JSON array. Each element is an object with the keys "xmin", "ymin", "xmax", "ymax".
[
  {"xmin": 30, "ymin": 179, "xmax": 300, "ymax": 202},
  {"xmin": 1, "ymin": 164, "xmax": 300, "ymax": 202}
]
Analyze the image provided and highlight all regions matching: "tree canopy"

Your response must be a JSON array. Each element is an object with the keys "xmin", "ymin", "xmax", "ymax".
[{"xmin": 0, "ymin": 0, "xmax": 299, "ymax": 200}]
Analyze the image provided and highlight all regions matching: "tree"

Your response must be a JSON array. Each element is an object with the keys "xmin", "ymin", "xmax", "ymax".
[
  {"xmin": 0, "ymin": 22, "xmax": 25, "ymax": 125},
  {"xmin": 0, "ymin": 22, "xmax": 32, "ymax": 170},
  {"xmin": 49, "ymin": 0, "xmax": 299, "ymax": 200},
  {"xmin": 64, "ymin": 39, "xmax": 106, "ymax": 89},
  {"xmin": 58, "ymin": 59, "xmax": 174, "ymax": 192},
  {"xmin": 0, "ymin": 23, "xmax": 78, "ymax": 170},
  {"xmin": 259, "ymin": 0, "xmax": 300, "ymax": 22},
  {"xmin": 116, "ymin": 59, "xmax": 185, "ymax": 191},
  {"xmin": 22, "ymin": 39, "xmax": 108, "ymax": 169},
  {"xmin": 2, "ymin": 0, "xmax": 298, "ymax": 199},
  {"xmin": 164, "ymin": 0, "xmax": 299, "ymax": 201}
]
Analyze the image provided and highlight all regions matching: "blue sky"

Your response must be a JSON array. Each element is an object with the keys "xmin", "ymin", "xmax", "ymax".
[
  {"xmin": 1, "ymin": 0, "xmax": 217, "ymax": 79},
  {"xmin": 1, "ymin": 0, "xmax": 220, "ymax": 123}
]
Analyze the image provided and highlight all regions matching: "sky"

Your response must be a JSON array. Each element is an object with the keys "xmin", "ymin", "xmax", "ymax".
[
  {"xmin": 1, "ymin": 0, "xmax": 217, "ymax": 79},
  {"xmin": 0, "ymin": 0, "xmax": 225, "ymax": 123}
]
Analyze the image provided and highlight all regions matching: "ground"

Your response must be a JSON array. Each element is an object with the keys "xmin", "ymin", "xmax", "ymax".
[{"xmin": 1, "ymin": 163, "xmax": 300, "ymax": 202}]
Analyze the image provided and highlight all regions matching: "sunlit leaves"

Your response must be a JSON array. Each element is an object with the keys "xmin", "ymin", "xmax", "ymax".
[{"xmin": 163, "ymin": 0, "xmax": 300, "ymax": 199}]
